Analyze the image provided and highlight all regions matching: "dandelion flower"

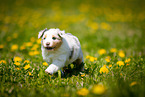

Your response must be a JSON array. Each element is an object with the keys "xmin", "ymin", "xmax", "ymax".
[
  {"xmin": 33, "ymin": 50, "xmax": 40, "ymax": 55},
  {"xmin": 16, "ymin": 68, "xmax": 20, "ymax": 70},
  {"xmin": 109, "ymin": 64, "xmax": 112, "ymax": 68},
  {"xmin": 0, "ymin": 44, "xmax": 4, "ymax": 49},
  {"xmin": 14, "ymin": 57, "xmax": 22, "ymax": 62},
  {"xmin": 24, "ymin": 60, "xmax": 30, "ymax": 64},
  {"xmin": 89, "ymin": 22, "xmax": 99, "ymax": 30},
  {"xmin": 28, "ymin": 72, "xmax": 32, "ymax": 75},
  {"xmin": 89, "ymin": 57, "xmax": 97, "ymax": 62},
  {"xmin": 37, "ymin": 39, "xmax": 41, "ymax": 44},
  {"xmin": 100, "ymin": 22, "xmax": 112, "ymax": 31},
  {"xmin": 24, "ymin": 64, "xmax": 30, "ymax": 70},
  {"xmin": 86, "ymin": 55, "xmax": 91, "ymax": 59},
  {"xmin": 99, "ymin": 65, "xmax": 109, "ymax": 74},
  {"xmin": 11, "ymin": 44, "xmax": 18, "ymax": 51},
  {"xmin": 105, "ymin": 56, "xmax": 111, "ymax": 62},
  {"xmin": 110, "ymin": 48, "xmax": 117, "ymax": 53},
  {"xmin": 20, "ymin": 45, "xmax": 26, "ymax": 50},
  {"xmin": 30, "ymin": 37, "xmax": 36, "ymax": 42},
  {"xmin": 125, "ymin": 58, "xmax": 131, "ymax": 63},
  {"xmin": 14, "ymin": 62, "xmax": 21, "ymax": 66},
  {"xmin": 98, "ymin": 49, "xmax": 106, "ymax": 55},
  {"xmin": 43, "ymin": 62, "xmax": 48, "ymax": 66},
  {"xmin": 31, "ymin": 44, "xmax": 39, "ymax": 50},
  {"xmin": 86, "ymin": 55, "xmax": 97, "ymax": 62},
  {"xmin": 117, "ymin": 61, "xmax": 124, "ymax": 66},
  {"xmin": 0, "ymin": 60, "xmax": 7, "ymax": 64},
  {"xmin": 25, "ymin": 42, "xmax": 33, "ymax": 47},
  {"xmin": 118, "ymin": 50, "xmax": 125, "ymax": 58},
  {"xmin": 29, "ymin": 51, "xmax": 34, "ymax": 56},
  {"xmin": 92, "ymin": 84, "xmax": 106, "ymax": 95},
  {"xmin": 77, "ymin": 88, "xmax": 89, "ymax": 96},
  {"xmin": 81, "ymin": 73, "xmax": 85, "ymax": 77},
  {"xmin": 130, "ymin": 81, "xmax": 137, "ymax": 86}
]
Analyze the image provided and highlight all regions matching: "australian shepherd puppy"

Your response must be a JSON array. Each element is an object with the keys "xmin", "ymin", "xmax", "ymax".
[{"xmin": 38, "ymin": 28, "xmax": 84, "ymax": 75}]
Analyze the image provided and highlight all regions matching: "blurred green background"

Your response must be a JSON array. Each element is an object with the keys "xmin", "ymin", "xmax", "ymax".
[{"xmin": 0, "ymin": 0, "xmax": 145, "ymax": 56}]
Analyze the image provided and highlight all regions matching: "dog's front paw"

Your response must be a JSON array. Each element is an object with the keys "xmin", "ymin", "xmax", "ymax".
[
  {"xmin": 45, "ymin": 68, "xmax": 54, "ymax": 75},
  {"xmin": 45, "ymin": 64, "xmax": 59, "ymax": 75}
]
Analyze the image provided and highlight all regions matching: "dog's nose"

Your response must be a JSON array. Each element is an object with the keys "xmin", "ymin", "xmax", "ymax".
[{"xmin": 46, "ymin": 42, "xmax": 50, "ymax": 46}]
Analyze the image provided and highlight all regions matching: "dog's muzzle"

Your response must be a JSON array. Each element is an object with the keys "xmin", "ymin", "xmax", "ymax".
[{"xmin": 45, "ymin": 46, "xmax": 55, "ymax": 50}]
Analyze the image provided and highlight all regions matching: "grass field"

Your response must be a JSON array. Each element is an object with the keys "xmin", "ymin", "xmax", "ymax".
[{"xmin": 0, "ymin": 0, "xmax": 145, "ymax": 97}]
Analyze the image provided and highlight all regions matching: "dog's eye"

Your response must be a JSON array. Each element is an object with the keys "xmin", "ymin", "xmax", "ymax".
[
  {"xmin": 52, "ymin": 37, "xmax": 56, "ymax": 40},
  {"xmin": 44, "ymin": 37, "xmax": 46, "ymax": 40}
]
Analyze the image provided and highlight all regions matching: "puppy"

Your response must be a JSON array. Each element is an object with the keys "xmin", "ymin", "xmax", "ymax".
[{"xmin": 38, "ymin": 28, "xmax": 84, "ymax": 74}]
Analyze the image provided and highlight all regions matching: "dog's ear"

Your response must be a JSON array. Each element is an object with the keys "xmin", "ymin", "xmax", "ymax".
[
  {"xmin": 58, "ymin": 30, "xmax": 65, "ymax": 39},
  {"xmin": 38, "ymin": 28, "xmax": 48, "ymax": 39}
]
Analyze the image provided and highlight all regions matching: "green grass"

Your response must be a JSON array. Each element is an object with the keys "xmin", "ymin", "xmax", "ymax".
[{"xmin": 0, "ymin": 0, "xmax": 145, "ymax": 97}]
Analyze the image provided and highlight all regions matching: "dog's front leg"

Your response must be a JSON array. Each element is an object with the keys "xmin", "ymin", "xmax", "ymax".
[{"xmin": 45, "ymin": 60, "xmax": 65, "ymax": 75}]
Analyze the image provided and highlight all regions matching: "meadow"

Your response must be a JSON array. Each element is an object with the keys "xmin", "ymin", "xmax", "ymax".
[{"xmin": 0, "ymin": 0, "xmax": 145, "ymax": 97}]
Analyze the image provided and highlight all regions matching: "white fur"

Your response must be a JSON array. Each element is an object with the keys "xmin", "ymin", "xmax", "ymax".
[{"xmin": 39, "ymin": 28, "xmax": 84, "ymax": 74}]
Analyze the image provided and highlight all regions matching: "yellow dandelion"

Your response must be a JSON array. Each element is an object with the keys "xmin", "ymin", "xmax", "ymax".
[
  {"xmin": 77, "ymin": 88, "xmax": 89, "ymax": 96},
  {"xmin": 11, "ymin": 44, "xmax": 18, "ymax": 51},
  {"xmin": 98, "ymin": 49, "xmax": 106, "ymax": 55},
  {"xmin": 37, "ymin": 39, "xmax": 41, "ymax": 44},
  {"xmin": 89, "ymin": 57, "xmax": 97, "ymax": 62},
  {"xmin": 0, "ymin": 44, "xmax": 4, "ymax": 49},
  {"xmin": 0, "ymin": 60, "xmax": 7, "ymax": 64},
  {"xmin": 125, "ymin": 58, "xmax": 131, "ymax": 63},
  {"xmin": 99, "ymin": 65, "xmax": 109, "ymax": 74},
  {"xmin": 29, "ymin": 51, "xmax": 34, "ymax": 56},
  {"xmin": 43, "ymin": 62, "xmax": 48, "ymax": 66},
  {"xmin": 33, "ymin": 50, "xmax": 40, "ymax": 55},
  {"xmin": 24, "ymin": 64, "xmax": 30, "ymax": 70},
  {"xmin": 25, "ymin": 42, "xmax": 33, "ymax": 47},
  {"xmin": 105, "ymin": 56, "xmax": 111, "ymax": 62},
  {"xmin": 92, "ymin": 84, "xmax": 106, "ymax": 95},
  {"xmin": 116, "ymin": 61, "xmax": 124, "ymax": 66},
  {"xmin": 16, "ymin": 68, "xmax": 20, "ymax": 70},
  {"xmin": 118, "ymin": 50, "xmax": 125, "ymax": 58},
  {"xmin": 100, "ymin": 22, "xmax": 112, "ymax": 31},
  {"xmin": 31, "ymin": 44, "xmax": 39, "ymax": 50},
  {"xmin": 24, "ymin": 60, "xmax": 30, "ymax": 64},
  {"xmin": 89, "ymin": 22, "xmax": 99, "ymax": 30},
  {"xmin": 86, "ymin": 56, "xmax": 97, "ymax": 62},
  {"xmin": 109, "ymin": 64, "xmax": 112, "ymax": 68},
  {"xmin": 81, "ymin": 73, "xmax": 85, "ymax": 77},
  {"xmin": 30, "ymin": 37, "xmax": 36, "ymax": 42},
  {"xmin": 14, "ymin": 62, "xmax": 21, "ymax": 66},
  {"xmin": 110, "ymin": 48, "xmax": 117, "ymax": 53},
  {"xmin": 86, "ymin": 55, "xmax": 91, "ymax": 59},
  {"xmin": 28, "ymin": 72, "xmax": 32, "ymax": 75},
  {"xmin": 14, "ymin": 57, "xmax": 22, "ymax": 62},
  {"xmin": 34, "ymin": 44, "xmax": 39, "ymax": 48},
  {"xmin": 20, "ymin": 45, "xmax": 26, "ymax": 50},
  {"xmin": 31, "ymin": 47, "xmax": 37, "ymax": 51},
  {"xmin": 120, "ymin": 73, "xmax": 123, "ymax": 76},
  {"xmin": 130, "ymin": 81, "xmax": 137, "ymax": 86},
  {"xmin": 126, "ymin": 63, "xmax": 129, "ymax": 66}
]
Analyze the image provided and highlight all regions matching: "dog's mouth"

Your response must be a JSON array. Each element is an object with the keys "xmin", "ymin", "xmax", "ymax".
[{"xmin": 45, "ymin": 46, "xmax": 55, "ymax": 50}]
